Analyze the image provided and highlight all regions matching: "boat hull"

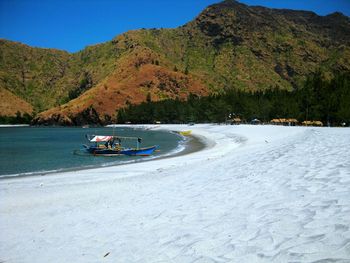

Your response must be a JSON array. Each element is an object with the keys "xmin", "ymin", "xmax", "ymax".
[{"xmin": 83, "ymin": 145, "xmax": 158, "ymax": 156}]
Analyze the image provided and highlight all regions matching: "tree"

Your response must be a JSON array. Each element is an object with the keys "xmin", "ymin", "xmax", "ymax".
[{"xmin": 146, "ymin": 92, "xmax": 152, "ymax": 103}]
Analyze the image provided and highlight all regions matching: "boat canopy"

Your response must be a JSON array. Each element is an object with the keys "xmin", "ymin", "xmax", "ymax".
[
  {"xmin": 89, "ymin": 135, "xmax": 113, "ymax": 142},
  {"xmin": 88, "ymin": 135, "xmax": 142, "ymax": 142}
]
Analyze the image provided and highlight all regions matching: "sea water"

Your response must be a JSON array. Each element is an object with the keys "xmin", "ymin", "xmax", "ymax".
[{"xmin": 0, "ymin": 126, "xmax": 183, "ymax": 177}]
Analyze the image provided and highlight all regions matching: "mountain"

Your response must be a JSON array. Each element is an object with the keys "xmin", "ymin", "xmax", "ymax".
[{"xmin": 1, "ymin": 0, "xmax": 349, "ymax": 125}]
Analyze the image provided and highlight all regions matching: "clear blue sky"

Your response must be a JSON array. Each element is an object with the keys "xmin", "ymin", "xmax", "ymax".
[{"xmin": 1, "ymin": 0, "xmax": 349, "ymax": 53}]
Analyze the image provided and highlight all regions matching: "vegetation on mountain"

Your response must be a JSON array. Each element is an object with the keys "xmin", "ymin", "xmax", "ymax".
[
  {"xmin": 0, "ymin": 39, "xmax": 118, "ymax": 111},
  {"xmin": 0, "ymin": 87, "xmax": 33, "ymax": 115},
  {"xmin": 118, "ymin": 71, "xmax": 350, "ymax": 126},
  {"xmin": 0, "ymin": 87, "xmax": 33, "ymax": 123},
  {"xmin": 0, "ymin": 0, "xmax": 349, "ymax": 124}
]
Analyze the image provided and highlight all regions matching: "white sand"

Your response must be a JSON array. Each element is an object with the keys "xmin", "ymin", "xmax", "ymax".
[{"xmin": 1, "ymin": 124, "xmax": 350, "ymax": 263}]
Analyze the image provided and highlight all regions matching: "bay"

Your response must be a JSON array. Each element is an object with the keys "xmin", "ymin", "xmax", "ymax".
[{"xmin": 0, "ymin": 126, "xmax": 183, "ymax": 177}]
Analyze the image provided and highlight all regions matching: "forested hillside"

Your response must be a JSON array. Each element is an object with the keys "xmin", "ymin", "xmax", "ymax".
[{"xmin": 117, "ymin": 72, "xmax": 350, "ymax": 126}]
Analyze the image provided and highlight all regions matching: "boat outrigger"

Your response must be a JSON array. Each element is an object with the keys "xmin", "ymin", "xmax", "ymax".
[{"xmin": 82, "ymin": 135, "xmax": 158, "ymax": 156}]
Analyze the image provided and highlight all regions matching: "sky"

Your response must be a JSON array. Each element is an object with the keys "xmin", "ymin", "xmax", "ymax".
[{"xmin": 1, "ymin": 0, "xmax": 349, "ymax": 53}]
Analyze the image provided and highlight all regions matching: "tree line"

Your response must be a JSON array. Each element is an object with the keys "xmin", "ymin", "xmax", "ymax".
[
  {"xmin": 0, "ymin": 111, "xmax": 32, "ymax": 124},
  {"xmin": 117, "ymin": 71, "xmax": 350, "ymax": 126}
]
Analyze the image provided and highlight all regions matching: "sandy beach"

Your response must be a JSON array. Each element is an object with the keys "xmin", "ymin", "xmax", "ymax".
[{"xmin": 1, "ymin": 124, "xmax": 350, "ymax": 263}]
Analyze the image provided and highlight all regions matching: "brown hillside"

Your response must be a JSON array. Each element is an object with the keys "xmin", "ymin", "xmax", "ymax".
[
  {"xmin": 33, "ymin": 47, "xmax": 208, "ymax": 125},
  {"xmin": 0, "ymin": 87, "xmax": 33, "ymax": 116}
]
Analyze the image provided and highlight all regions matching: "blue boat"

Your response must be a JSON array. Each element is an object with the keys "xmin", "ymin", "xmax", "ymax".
[{"xmin": 83, "ymin": 135, "xmax": 158, "ymax": 156}]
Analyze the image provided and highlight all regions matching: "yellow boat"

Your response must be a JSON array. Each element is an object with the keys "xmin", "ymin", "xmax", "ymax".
[{"xmin": 179, "ymin": 130, "xmax": 192, "ymax": 136}]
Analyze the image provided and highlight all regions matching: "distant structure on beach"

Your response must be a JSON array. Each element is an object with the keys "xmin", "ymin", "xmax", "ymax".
[
  {"xmin": 251, "ymin": 119, "xmax": 261, "ymax": 125},
  {"xmin": 271, "ymin": 118, "xmax": 298, "ymax": 126},
  {"xmin": 302, "ymin": 120, "xmax": 323, "ymax": 126},
  {"xmin": 229, "ymin": 117, "xmax": 242, "ymax": 125}
]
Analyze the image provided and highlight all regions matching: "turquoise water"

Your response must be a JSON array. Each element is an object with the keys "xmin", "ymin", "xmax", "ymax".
[{"xmin": 0, "ymin": 127, "xmax": 182, "ymax": 177}]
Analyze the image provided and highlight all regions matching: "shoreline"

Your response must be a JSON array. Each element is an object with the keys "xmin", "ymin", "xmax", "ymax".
[
  {"xmin": 0, "ymin": 127, "xmax": 208, "ymax": 180},
  {"xmin": 0, "ymin": 124, "xmax": 30, "ymax": 127},
  {"xmin": 2, "ymin": 125, "xmax": 350, "ymax": 262}
]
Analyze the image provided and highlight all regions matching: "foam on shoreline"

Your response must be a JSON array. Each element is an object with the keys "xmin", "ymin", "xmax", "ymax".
[{"xmin": 0, "ymin": 124, "xmax": 29, "ymax": 127}]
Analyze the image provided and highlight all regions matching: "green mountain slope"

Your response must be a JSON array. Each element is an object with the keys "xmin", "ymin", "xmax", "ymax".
[{"xmin": 0, "ymin": 39, "xmax": 120, "ymax": 112}]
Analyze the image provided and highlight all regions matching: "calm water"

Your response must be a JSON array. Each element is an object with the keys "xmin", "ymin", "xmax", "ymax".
[{"xmin": 0, "ymin": 127, "xmax": 183, "ymax": 177}]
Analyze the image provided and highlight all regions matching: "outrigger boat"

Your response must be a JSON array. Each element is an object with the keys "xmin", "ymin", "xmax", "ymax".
[{"xmin": 82, "ymin": 135, "xmax": 158, "ymax": 156}]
